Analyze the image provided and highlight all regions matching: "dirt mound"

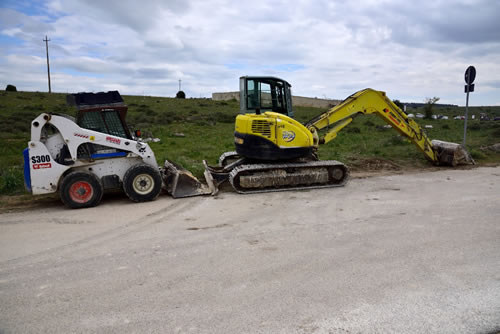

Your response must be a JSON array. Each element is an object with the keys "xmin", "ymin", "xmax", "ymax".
[
  {"xmin": 348, "ymin": 157, "xmax": 402, "ymax": 171},
  {"xmin": 0, "ymin": 194, "xmax": 60, "ymax": 213}
]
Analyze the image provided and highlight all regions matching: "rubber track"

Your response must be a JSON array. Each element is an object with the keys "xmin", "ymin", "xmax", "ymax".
[
  {"xmin": 229, "ymin": 160, "xmax": 349, "ymax": 194},
  {"xmin": 218, "ymin": 151, "xmax": 239, "ymax": 167}
]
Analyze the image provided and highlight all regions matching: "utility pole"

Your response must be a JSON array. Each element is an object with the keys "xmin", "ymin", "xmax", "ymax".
[
  {"xmin": 179, "ymin": 79, "xmax": 182, "ymax": 91},
  {"xmin": 43, "ymin": 35, "xmax": 51, "ymax": 93}
]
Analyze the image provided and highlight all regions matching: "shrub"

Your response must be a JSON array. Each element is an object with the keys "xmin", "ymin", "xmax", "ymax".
[
  {"xmin": 0, "ymin": 167, "xmax": 24, "ymax": 194},
  {"xmin": 470, "ymin": 149, "xmax": 487, "ymax": 160},
  {"xmin": 213, "ymin": 111, "xmax": 235, "ymax": 123},
  {"xmin": 393, "ymin": 99, "xmax": 404, "ymax": 109},
  {"xmin": 388, "ymin": 135, "xmax": 406, "ymax": 145},
  {"xmin": 176, "ymin": 91, "xmax": 186, "ymax": 99},
  {"xmin": 468, "ymin": 123, "xmax": 481, "ymax": 131},
  {"xmin": 11, "ymin": 120, "xmax": 29, "ymax": 132},
  {"xmin": 22, "ymin": 104, "xmax": 44, "ymax": 112},
  {"xmin": 143, "ymin": 108, "xmax": 157, "ymax": 117},
  {"xmin": 5, "ymin": 84, "xmax": 17, "ymax": 92},
  {"xmin": 173, "ymin": 114, "xmax": 185, "ymax": 122},
  {"xmin": 53, "ymin": 104, "xmax": 71, "ymax": 113},
  {"xmin": 195, "ymin": 120, "xmax": 211, "ymax": 126},
  {"xmin": 155, "ymin": 114, "xmax": 172, "ymax": 125},
  {"xmin": 131, "ymin": 113, "xmax": 149, "ymax": 124}
]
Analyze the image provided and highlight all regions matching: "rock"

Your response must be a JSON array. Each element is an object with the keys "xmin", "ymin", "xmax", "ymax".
[{"xmin": 482, "ymin": 143, "xmax": 500, "ymax": 153}]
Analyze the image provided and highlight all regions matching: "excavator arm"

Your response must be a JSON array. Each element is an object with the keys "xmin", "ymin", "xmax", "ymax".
[{"xmin": 305, "ymin": 88, "xmax": 472, "ymax": 166}]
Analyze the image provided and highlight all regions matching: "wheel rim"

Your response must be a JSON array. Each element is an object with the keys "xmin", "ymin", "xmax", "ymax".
[
  {"xmin": 69, "ymin": 181, "xmax": 93, "ymax": 203},
  {"xmin": 132, "ymin": 173, "xmax": 155, "ymax": 195}
]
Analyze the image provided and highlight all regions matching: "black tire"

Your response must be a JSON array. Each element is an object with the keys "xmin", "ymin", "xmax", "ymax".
[
  {"xmin": 123, "ymin": 164, "xmax": 162, "ymax": 202},
  {"xmin": 60, "ymin": 171, "xmax": 103, "ymax": 209}
]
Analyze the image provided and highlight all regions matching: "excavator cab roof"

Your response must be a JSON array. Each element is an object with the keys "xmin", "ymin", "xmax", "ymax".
[{"xmin": 239, "ymin": 76, "xmax": 293, "ymax": 117}]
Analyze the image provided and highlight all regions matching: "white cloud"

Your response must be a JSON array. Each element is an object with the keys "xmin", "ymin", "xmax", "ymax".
[{"xmin": 0, "ymin": 0, "xmax": 499, "ymax": 105}]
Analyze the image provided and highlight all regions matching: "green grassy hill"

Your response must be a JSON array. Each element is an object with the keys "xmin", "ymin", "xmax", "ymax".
[{"xmin": 1, "ymin": 90, "xmax": 499, "ymax": 196}]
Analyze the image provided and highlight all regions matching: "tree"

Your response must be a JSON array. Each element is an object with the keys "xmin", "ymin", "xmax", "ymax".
[
  {"xmin": 5, "ymin": 84, "xmax": 17, "ymax": 92},
  {"xmin": 176, "ymin": 91, "xmax": 186, "ymax": 99},
  {"xmin": 424, "ymin": 97, "xmax": 440, "ymax": 119},
  {"xmin": 393, "ymin": 99, "xmax": 404, "ymax": 109}
]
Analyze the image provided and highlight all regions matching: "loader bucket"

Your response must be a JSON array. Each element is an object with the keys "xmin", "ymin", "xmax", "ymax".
[
  {"xmin": 162, "ymin": 160, "xmax": 212, "ymax": 198},
  {"xmin": 431, "ymin": 140, "xmax": 475, "ymax": 166}
]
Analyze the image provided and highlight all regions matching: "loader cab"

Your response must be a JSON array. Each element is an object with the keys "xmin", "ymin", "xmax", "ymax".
[
  {"xmin": 239, "ymin": 76, "xmax": 293, "ymax": 118},
  {"xmin": 67, "ymin": 91, "xmax": 132, "ymax": 139},
  {"xmin": 64, "ymin": 91, "xmax": 134, "ymax": 162}
]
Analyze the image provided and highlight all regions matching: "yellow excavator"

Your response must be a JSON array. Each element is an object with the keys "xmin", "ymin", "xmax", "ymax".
[{"xmin": 204, "ymin": 76, "xmax": 472, "ymax": 194}]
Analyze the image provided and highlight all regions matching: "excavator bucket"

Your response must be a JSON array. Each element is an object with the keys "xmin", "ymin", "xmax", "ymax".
[
  {"xmin": 162, "ymin": 160, "xmax": 212, "ymax": 198},
  {"xmin": 431, "ymin": 140, "xmax": 475, "ymax": 166}
]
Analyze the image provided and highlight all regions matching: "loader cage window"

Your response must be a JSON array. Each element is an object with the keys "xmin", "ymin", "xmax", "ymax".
[{"xmin": 79, "ymin": 110, "xmax": 129, "ymax": 139}]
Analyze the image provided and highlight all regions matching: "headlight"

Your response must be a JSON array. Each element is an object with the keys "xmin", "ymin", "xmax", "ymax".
[{"xmin": 234, "ymin": 137, "xmax": 244, "ymax": 144}]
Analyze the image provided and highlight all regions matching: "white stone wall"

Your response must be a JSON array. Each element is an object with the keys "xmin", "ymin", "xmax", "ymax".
[{"xmin": 212, "ymin": 92, "xmax": 340, "ymax": 108}]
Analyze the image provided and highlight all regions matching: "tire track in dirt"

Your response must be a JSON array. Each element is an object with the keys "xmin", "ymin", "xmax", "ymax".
[{"xmin": 0, "ymin": 198, "xmax": 197, "ymax": 270}]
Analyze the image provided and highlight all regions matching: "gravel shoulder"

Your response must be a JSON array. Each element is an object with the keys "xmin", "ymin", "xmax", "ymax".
[{"xmin": 0, "ymin": 167, "xmax": 499, "ymax": 333}]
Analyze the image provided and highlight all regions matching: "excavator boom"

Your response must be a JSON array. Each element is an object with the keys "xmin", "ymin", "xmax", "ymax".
[{"xmin": 306, "ymin": 88, "xmax": 472, "ymax": 166}]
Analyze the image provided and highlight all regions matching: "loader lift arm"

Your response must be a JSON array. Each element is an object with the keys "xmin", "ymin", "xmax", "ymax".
[{"xmin": 305, "ymin": 88, "xmax": 469, "ymax": 165}]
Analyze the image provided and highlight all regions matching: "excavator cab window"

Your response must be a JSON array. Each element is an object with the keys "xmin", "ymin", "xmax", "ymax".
[{"xmin": 240, "ymin": 76, "xmax": 293, "ymax": 117}]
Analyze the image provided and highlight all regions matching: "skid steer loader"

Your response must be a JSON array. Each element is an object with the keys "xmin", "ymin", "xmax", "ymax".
[{"xmin": 24, "ymin": 91, "xmax": 209, "ymax": 209}]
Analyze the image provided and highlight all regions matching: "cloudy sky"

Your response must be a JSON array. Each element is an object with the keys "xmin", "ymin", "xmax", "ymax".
[{"xmin": 1, "ymin": 0, "xmax": 499, "ymax": 106}]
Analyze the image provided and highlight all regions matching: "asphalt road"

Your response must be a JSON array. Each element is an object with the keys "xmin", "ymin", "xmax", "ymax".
[{"xmin": 0, "ymin": 167, "xmax": 499, "ymax": 333}]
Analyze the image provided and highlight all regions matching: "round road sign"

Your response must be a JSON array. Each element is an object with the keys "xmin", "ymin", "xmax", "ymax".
[{"xmin": 465, "ymin": 66, "xmax": 476, "ymax": 85}]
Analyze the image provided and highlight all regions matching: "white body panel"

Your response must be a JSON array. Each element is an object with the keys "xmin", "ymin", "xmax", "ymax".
[
  {"xmin": 27, "ymin": 113, "xmax": 160, "ymax": 195},
  {"xmin": 28, "ymin": 141, "xmax": 71, "ymax": 194}
]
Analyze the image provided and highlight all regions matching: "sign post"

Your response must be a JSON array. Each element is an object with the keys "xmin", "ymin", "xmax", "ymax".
[{"xmin": 463, "ymin": 66, "xmax": 476, "ymax": 146}]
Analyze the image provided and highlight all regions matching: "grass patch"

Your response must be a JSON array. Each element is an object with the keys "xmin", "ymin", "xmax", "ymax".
[
  {"xmin": 0, "ymin": 167, "xmax": 24, "ymax": 195},
  {"xmin": 1, "ymin": 90, "xmax": 500, "ymax": 196}
]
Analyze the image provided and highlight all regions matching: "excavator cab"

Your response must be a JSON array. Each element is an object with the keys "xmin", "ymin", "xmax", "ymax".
[
  {"xmin": 235, "ymin": 76, "xmax": 315, "ymax": 161},
  {"xmin": 239, "ymin": 76, "xmax": 293, "ymax": 117}
]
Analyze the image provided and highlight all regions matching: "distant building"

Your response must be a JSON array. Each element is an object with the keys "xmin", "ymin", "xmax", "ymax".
[{"xmin": 212, "ymin": 91, "xmax": 341, "ymax": 109}]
